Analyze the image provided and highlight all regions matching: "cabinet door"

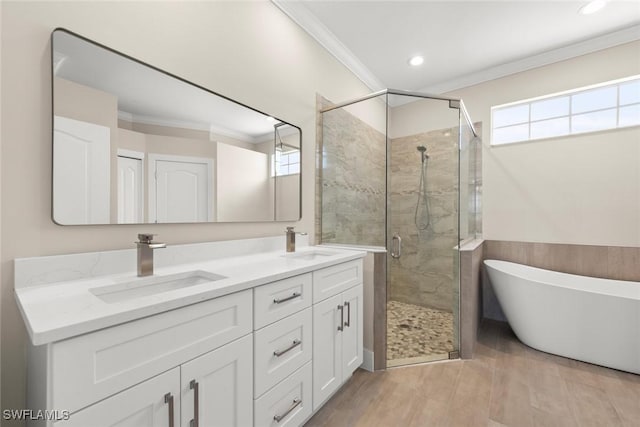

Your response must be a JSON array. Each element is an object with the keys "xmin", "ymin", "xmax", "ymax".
[
  {"xmin": 54, "ymin": 368, "xmax": 180, "ymax": 427},
  {"xmin": 180, "ymin": 334, "xmax": 253, "ymax": 427},
  {"xmin": 341, "ymin": 284, "xmax": 363, "ymax": 379},
  {"xmin": 312, "ymin": 294, "xmax": 342, "ymax": 411}
]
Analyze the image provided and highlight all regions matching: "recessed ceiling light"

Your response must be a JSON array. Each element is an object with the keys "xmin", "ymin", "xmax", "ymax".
[
  {"xmin": 579, "ymin": 0, "xmax": 607, "ymax": 15},
  {"xmin": 408, "ymin": 55, "xmax": 424, "ymax": 67}
]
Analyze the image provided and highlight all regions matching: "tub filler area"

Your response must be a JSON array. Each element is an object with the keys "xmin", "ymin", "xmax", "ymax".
[{"xmin": 484, "ymin": 259, "xmax": 639, "ymax": 375}]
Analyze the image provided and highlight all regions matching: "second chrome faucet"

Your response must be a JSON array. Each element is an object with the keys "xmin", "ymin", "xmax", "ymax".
[
  {"xmin": 285, "ymin": 227, "xmax": 307, "ymax": 252},
  {"xmin": 136, "ymin": 233, "xmax": 166, "ymax": 276}
]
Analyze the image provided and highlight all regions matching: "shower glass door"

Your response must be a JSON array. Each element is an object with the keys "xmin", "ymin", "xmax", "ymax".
[
  {"xmin": 319, "ymin": 90, "xmax": 479, "ymax": 369},
  {"xmin": 386, "ymin": 94, "xmax": 461, "ymax": 367}
]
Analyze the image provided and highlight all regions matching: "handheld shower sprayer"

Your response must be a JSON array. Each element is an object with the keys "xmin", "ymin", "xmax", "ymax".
[{"xmin": 415, "ymin": 146, "xmax": 430, "ymax": 231}]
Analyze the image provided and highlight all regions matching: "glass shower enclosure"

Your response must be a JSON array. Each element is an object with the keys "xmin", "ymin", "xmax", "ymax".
[{"xmin": 319, "ymin": 89, "xmax": 480, "ymax": 368}]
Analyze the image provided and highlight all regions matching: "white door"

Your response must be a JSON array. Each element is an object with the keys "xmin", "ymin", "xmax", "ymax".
[
  {"xmin": 54, "ymin": 368, "xmax": 180, "ymax": 427},
  {"xmin": 312, "ymin": 294, "xmax": 343, "ymax": 411},
  {"xmin": 53, "ymin": 115, "xmax": 110, "ymax": 224},
  {"xmin": 117, "ymin": 151, "xmax": 144, "ymax": 223},
  {"xmin": 180, "ymin": 334, "xmax": 253, "ymax": 427},
  {"xmin": 341, "ymin": 285, "xmax": 364, "ymax": 379},
  {"xmin": 149, "ymin": 154, "xmax": 213, "ymax": 223}
]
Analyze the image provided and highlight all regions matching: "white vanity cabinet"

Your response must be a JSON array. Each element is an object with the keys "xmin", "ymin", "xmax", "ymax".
[
  {"xmin": 252, "ymin": 274, "xmax": 314, "ymax": 427},
  {"xmin": 54, "ymin": 335, "xmax": 253, "ymax": 427},
  {"xmin": 179, "ymin": 334, "xmax": 253, "ymax": 427},
  {"xmin": 312, "ymin": 261, "xmax": 363, "ymax": 411},
  {"xmin": 53, "ymin": 367, "xmax": 181, "ymax": 427},
  {"xmin": 29, "ymin": 290, "xmax": 253, "ymax": 427},
  {"xmin": 252, "ymin": 259, "xmax": 364, "ymax": 426},
  {"xmin": 21, "ymin": 246, "xmax": 365, "ymax": 427}
]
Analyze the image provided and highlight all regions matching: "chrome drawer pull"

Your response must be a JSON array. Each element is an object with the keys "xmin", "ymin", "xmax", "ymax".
[
  {"xmin": 189, "ymin": 379, "xmax": 199, "ymax": 427},
  {"xmin": 338, "ymin": 304, "xmax": 344, "ymax": 331},
  {"xmin": 274, "ymin": 398, "xmax": 302, "ymax": 423},
  {"xmin": 273, "ymin": 292, "xmax": 301, "ymax": 304},
  {"xmin": 164, "ymin": 393, "xmax": 175, "ymax": 427},
  {"xmin": 273, "ymin": 339, "xmax": 301, "ymax": 357},
  {"xmin": 345, "ymin": 301, "xmax": 351, "ymax": 327}
]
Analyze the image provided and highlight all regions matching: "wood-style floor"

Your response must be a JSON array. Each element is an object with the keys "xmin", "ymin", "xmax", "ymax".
[{"xmin": 305, "ymin": 319, "xmax": 640, "ymax": 427}]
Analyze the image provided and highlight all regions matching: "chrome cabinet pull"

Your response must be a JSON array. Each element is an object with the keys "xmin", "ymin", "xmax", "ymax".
[
  {"xmin": 164, "ymin": 393, "xmax": 174, "ymax": 427},
  {"xmin": 189, "ymin": 379, "xmax": 199, "ymax": 427},
  {"xmin": 337, "ymin": 304, "xmax": 344, "ymax": 331},
  {"xmin": 344, "ymin": 301, "xmax": 351, "ymax": 327},
  {"xmin": 391, "ymin": 233, "xmax": 402, "ymax": 259},
  {"xmin": 273, "ymin": 398, "xmax": 302, "ymax": 423},
  {"xmin": 273, "ymin": 292, "xmax": 301, "ymax": 304},
  {"xmin": 273, "ymin": 339, "xmax": 301, "ymax": 357}
]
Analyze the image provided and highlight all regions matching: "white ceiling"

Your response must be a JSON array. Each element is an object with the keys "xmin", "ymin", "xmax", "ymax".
[{"xmin": 275, "ymin": 0, "xmax": 640, "ymax": 94}]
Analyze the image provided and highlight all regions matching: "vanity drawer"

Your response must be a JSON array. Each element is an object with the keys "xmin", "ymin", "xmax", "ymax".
[
  {"xmin": 254, "ymin": 273, "xmax": 312, "ymax": 329},
  {"xmin": 51, "ymin": 289, "xmax": 252, "ymax": 413},
  {"xmin": 312, "ymin": 259, "xmax": 363, "ymax": 303},
  {"xmin": 254, "ymin": 361, "xmax": 312, "ymax": 427},
  {"xmin": 254, "ymin": 307, "xmax": 312, "ymax": 398}
]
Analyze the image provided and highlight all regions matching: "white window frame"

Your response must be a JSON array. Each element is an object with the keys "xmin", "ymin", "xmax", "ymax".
[
  {"xmin": 491, "ymin": 75, "xmax": 640, "ymax": 146},
  {"xmin": 272, "ymin": 149, "xmax": 300, "ymax": 177}
]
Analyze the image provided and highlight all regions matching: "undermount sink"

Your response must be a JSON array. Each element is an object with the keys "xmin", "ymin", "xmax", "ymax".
[
  {"xmin": 281, "ymin": 250, "xmax": 339, "ymax": 261},
  {"xmin": 90, "ymin": 270, "xmax": 227, "ymax": 303}
]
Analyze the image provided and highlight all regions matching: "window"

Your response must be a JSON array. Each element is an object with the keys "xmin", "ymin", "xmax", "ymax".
[
  {"xmin": 491, "ymin": 75, "xmax": 640, "ymax": 145},
  {"xmin": 272, "ymin": 149, "xmax": 300, "ymax": 177}
]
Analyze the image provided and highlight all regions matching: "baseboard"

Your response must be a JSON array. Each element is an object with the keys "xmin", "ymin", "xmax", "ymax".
[{"xmin": 361, "ymin": 349, "xmax": 374, "ymax": 372}]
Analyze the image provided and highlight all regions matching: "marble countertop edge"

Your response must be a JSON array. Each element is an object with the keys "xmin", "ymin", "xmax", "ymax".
[{"xmin": 16, "ymin": 247, "xmax": 366, "ymax": 346}]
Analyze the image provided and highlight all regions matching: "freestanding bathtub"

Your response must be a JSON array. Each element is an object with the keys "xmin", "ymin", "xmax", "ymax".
[{"xmin": 484, "ymin": 259, "xmax": 639, "ymax": 374}]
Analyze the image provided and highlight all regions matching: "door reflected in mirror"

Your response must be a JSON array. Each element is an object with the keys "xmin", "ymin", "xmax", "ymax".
[{"xmin": 52, "ymin": 29, "xmax": 301, "ymax": 225}]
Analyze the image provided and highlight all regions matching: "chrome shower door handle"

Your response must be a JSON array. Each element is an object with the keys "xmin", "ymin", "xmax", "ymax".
[{"xmin": 391, "ymin": 234, "xmax": 402, "ymax": 259}]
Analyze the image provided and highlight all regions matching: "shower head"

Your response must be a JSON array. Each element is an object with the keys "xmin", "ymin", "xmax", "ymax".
[{"xmin": 417, "ymin": 145, "xmax": 429, "ymax": 161}]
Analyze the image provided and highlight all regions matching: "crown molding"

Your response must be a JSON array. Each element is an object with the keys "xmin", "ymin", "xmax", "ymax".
[
  {"xmin": 117, "ymin": 112, "xmax": 274, "ymax": 144},
  {"xmin": 273, "ymin": 0, "xmax": 640, "ymax": 95},
  {"xmin": 421, "ymin": 24, "xmax": 640, "ymax": 95},
  {"xmin": 272, "ymin": 0, "xmax": 385, "ymax": 92},
  {"xmin": 118, "ymin": 111, "xmax": 210, "ymax": 132}
]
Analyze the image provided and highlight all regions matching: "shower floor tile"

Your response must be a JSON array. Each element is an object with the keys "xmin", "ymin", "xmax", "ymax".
[{"xmin": 387, "ymin": 300, "xmax": 454, "ymax": 363}]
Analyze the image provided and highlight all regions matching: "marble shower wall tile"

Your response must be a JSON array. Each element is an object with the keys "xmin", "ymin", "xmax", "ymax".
[
  {"xmin": 389, "ymin": 127, "xmax": 459, "ymax": 311},
  {"xmin": 319, "ymin": 99, "xmax": 386, "ymax": 247}
]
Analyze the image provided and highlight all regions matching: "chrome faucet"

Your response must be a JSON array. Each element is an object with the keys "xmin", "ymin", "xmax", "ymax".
[
  {"xmin": 136, "ymin": 233, "xmax": 166, "ymax": 277},
  {"xmin": 285, "ymin": 227, "xmax": 307, "ymax": 252}
]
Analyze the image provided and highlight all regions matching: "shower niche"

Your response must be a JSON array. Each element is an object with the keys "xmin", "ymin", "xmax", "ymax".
[{"xmin": 318, "ymin": 90, "xmax": 481, "ymax": 368}]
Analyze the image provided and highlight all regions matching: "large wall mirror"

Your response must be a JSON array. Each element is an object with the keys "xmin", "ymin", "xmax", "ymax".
[{"xmin": 51, "ymin": 29, "xmax": 301, "ymax": 225}]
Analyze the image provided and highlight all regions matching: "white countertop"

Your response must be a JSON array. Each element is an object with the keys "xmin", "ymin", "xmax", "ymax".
[{"xmin": 15, "ymin": 246, "xmax": 365, "ymax": 346}]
